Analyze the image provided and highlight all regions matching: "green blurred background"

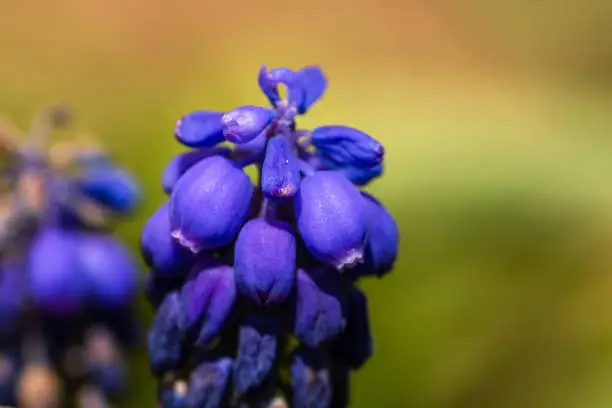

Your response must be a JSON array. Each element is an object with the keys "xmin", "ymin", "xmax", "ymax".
[{"xmin": 2, "ymin": 1, "xmax": 612, "ymax": 407}]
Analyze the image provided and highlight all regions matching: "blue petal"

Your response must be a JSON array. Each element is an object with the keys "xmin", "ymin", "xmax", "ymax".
[
  {"xmin": 353, "ymin": 193, "xmax": 399, "ymax": 277},
  {"xmin": 233, "ymin": 315, "xmax": 279, "ymax": 394},
  {"xmin": 147, "ymin": 292, "xmax": 188, "ymax": 375},
  {"xmin": 261, "ymin": 135, "xmax": 301, "ymax": 199},
  {"xmin": 234, "ymin": 218, "xmax": 296, "ymax": 306},
  {"xmin": 291, "ymin": 348, "xmax": 332, "ymax": 408},
  {"xmin": 140, "ymin": 201, "xmax": 195, "ymax": 278},
  {"xmin": 180, "ymin": 260, "xmax": 236, "ymax": 346},
  {"xmin": 297, "ymin": 66, "xmax": 327, "ymax": 114},
  {"xmin": 221, "ymin": 106, "xmax": 274, "ymax": 144},
  {"xmin": 162, "ymin": 148, "xmax": 232, "ymax": 194},
  {"xmin": 185, "ymin": 358, "xmax": 232, "ymax": 408},
  {"xmin": 312, "ymin": 125, "xmax": 384, "ymax": 168},
  {"xmin": 294, "ymin": 268, "xmax": 347, "ymax": 347},
  {"xmin": 170, "ymin": 155, "xmax": 253, "ymax": 252},
  {"xmin": 258, "ymin": 65, "xmax": 305, "ymax": 109},
  {"xmin": 175, "ymin": 111, "xmax": 225, "ymax": 148},
  {"xmin": 295, "ymin": 171, "xmax": 368, "ymax": 269}
]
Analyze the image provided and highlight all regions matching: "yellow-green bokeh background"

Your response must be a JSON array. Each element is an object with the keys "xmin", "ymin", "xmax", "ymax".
[{"xmin": 2, "ymin": 1, "xmax": 612, "ymax": 407}]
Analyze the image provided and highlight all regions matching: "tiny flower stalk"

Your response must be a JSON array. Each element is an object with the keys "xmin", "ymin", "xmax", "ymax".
[
  {"xmin": 144, "ymin": 65, "xmax": 400, "ymax": 407},
  {"xmin": 0, "ymin": 106, "xmax": 142, "ymax": 407}
]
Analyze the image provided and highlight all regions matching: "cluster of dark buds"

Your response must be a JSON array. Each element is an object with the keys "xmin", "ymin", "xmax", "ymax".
[
  {"xmin": 0, "ymin": 106, "xmax": 142, "ymax": 408},
  {"xmin": 143, "ymin": 65, "xmax": 399, "ymax": 408}
]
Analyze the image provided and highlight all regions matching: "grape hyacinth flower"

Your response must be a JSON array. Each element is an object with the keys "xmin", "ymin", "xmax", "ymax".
[
  {"xmin": 0, "ymin": 106, "xmax": 142, "ymax": 407},
  {"xmin": 144, "ymin": 65, "xmax": 399, "ymax": 407}
]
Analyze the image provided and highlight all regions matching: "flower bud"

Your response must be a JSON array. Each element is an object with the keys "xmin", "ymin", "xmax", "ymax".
[
  {"xmin": 162, "ymin": 147, "xmax": 231, "ymax": 194},
  {"xmin": 354, "ymin": 193, "xmax": 398, "ymax": 277},
  {"xmin": 295, "ymin": 171, "xmax": 367, "ymax": 269},
  {"xmin": 233, "ymin": 315, "xmax": 279, "ymax": 395},
  {"xmin": 234, "ymin": 218, "xmax": 296, "ymax": 305},
  {"xmin": 261, "ymin": 135, "xmax": 301, "ymax": 199},
  {"xmin": 290, "ymin": 349, "xmax": 332, "ymax": 408},
  {"xmin": 147, "ymin": 292, "xmax": 188, "ymax": 375},
  {"xmin": 297, "ymin": 66, "xmax": 327, "ymax": 114},
  {"xmin": 312, "ymin": 125, "xmax": 384, "ymax": 167},
  {"xmin": 180, "ymin": 260, "xmax": 236, "ymax": 346},
  {"xmin": 258, "ymin": 66, "xmax": 305, "ymax": 109},
  {"xmin": 141, "ymin": 201, "xmax": 194, "ymax": 278},
  {"xmin": 174, "ymin": 110, "xmax": 225, "ymax": 148},
  {"xmin": 221, "ymin": 106, "xmax": 274, "ymax": 145},
  {"xmin": 185, "ymin": 358, "xmax": 232, "ymax": 408},
  {"xmin": 320, "ymin": 157, "xmax": 383, "ymax": 186},
  {"xmin": 293, "ymin": 268, "xmax": 347, "ymax": 347},
  {"xmin": 78, "ymin": 233, "xmax": 138, "ymax": 308},
  {"xmin": 170, "ymin": 156, "xmax": 253, "ymax": 252}
]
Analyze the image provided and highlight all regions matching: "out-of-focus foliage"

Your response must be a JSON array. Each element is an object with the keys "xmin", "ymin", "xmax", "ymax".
[{"xmin": 1, "ymin": 1, "xmax": 612, "ymax": 407}]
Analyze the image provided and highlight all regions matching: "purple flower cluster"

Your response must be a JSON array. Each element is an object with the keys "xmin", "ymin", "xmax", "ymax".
[
  {"xmin": 143, "ymin": 65, "xmax": 399, "ymax": 407},
  {"xmin": 0, "ymin": 107, "xmax": 141, "ymax": 407}
]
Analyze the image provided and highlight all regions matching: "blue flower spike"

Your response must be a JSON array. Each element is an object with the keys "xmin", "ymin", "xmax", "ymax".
[{"xmin": 143, "ymin": 64, "xmax": 399, "ymax": 407}]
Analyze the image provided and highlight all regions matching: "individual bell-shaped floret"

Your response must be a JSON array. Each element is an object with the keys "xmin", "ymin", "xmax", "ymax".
[
  {"xmin": 293, "ymin": 268, "xmax": 347, "ymax": 348},
  {"xmin": 290, "ymin": 348, "xmax": 332, "ymax": 408},
  {"xmin": 174, "ymin": 110, "xmax": 225, "ymax": 148},
  {"xmin": 185, "ymin": 358, "xmax": 232, "ymax": 408},
  {"xmin": 352, "ymin": 193, "xmax": 399, "ymax": 277},
  {"xmin": 295, "ymin": 171, "xmax": 368, "ymax": 269},
  {"xmin": 234, "ymin": 218, "xmax": 296, "ymax": 306},
  {"xmin": 147, "ymin": 292, "xmax": 188, "ymax": 375},
  {"xmin": 170, "ymin": 155, "xmax": 253, "ymax": 252},
  {"xmin": 162, "ymin": 147, "xmax": 232, "ymax": 194},
  {"xmin": 312, "ymin": 125, "xmax": 384, "ymax": 168},
  {"xmin": 75, "ymin": 165, "xmax": 141, "ymax": 214},
  {"xmin": 261, "ymin": 135, "xmax": 301, "ymax": 199},
  {"xmin": 233, "ymin": 315, "xmax": 279, "ymax": 395},
  {"xmin": 180, "ymin": 258, "xmax": 237, "ymax": 346},
  {"xmin": 27, "ymin": 229, "xmax": 83, "ymax": 316},
  {"xmin": 141, "ymin": 201, "xmax": 194, "ymax": 279},
  {"xmin": 296, "ymin": 66, "xmax": 327, "ymax": 114},
  {"xmin": 221, "ymin": 106, "xmax": 274, "ymax": 145},
  {"xmin": 332, "ymin": 288, "xmax": 372, "ymax": 370},
  {"xmin": 77, "ymin": 233, "xmax": 138, "ymax": 308}
]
